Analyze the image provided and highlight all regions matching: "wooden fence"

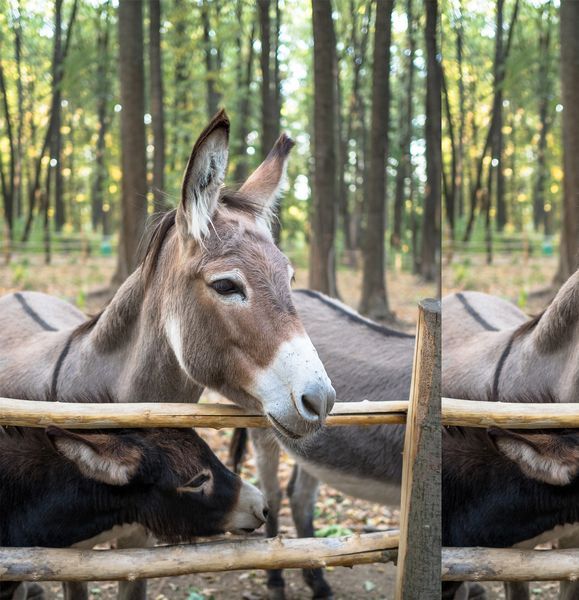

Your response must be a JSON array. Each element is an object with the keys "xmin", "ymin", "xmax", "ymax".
[{"xmin": 2, "ymin": 299, "xmax": 579, "ymax": 596}]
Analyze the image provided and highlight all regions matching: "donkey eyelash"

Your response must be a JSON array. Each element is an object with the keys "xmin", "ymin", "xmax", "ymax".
[
  {"xmin": 176, "ymin": 472, "xmax": 211, "ymax": 494},
  {"xmin": 210, "ymin": 279, "xmax": 246, "ymax": 298}
]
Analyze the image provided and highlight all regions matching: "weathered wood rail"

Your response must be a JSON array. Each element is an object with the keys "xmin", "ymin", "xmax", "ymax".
[{"xmin": 3, "ymin": 397, "xmax": 579, "ymax": 430}]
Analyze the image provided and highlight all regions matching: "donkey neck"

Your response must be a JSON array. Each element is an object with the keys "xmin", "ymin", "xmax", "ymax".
[
  {"xmin": 56, "ymin": 268, "xmax": 203, "ymax": 404},
  {"xmin": 443, "ymin": 326, "xmax": 566, "ymax": 403}
]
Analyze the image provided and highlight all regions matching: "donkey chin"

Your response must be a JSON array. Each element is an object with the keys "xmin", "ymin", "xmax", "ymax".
[{"xmin": 246, "ymin": 334, "xmax": 337, "ymax": 439}]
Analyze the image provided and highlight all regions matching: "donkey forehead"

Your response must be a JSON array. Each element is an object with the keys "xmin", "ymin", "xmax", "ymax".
[{"xmin": 197, "ymin": 211, "xmax": 291, "ymax": 275}]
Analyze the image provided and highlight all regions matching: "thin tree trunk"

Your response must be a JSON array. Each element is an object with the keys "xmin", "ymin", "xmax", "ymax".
[
  {"xmin": 557, "ymin": 0, "xmax": 579, "ymax": 282},
  {"xmin": 310, "ymin": 0, "xmax": 338, "ymax": 297},
  {"xmin": 91, "ymin": 1, "xmax": 111, "ymax": 232},
  {"xmin": 442, "ymin": 64, "xmax": 456, "ymax": 240},
  {"xmin": 50, "ymin": 0, "xmax": 65, "ymax": 233},
  {"xmin": 0, "ymin": 47, "xmax": 14, "ymax": 238},
  {"xmin": 201, "ymin": 0, "xmax": 221, "ymax": 119},
  {"xmin": 21, "ymin": 0, "xmax": 78, "ymax": 242},
  {"xmin": 392, "ymin": 0, "xmax": 415, "ymax": 250},
  {"xmin": 462, "ymin": 0, "xmax": 519, "ymax": 242},
  {"xmin": 258, "ymin": 0, "xmax": 277, "ymax": 159},
  {"xmin": 149, "ymin": 0, "xmax": 168, "ymax": 212},
  {"xmin": 419, "ymin": 0, "xmax": 441, "ymax": 285},
  {"xmin": 533, "ymin": 1, "xmax": 553, "ymax": 233},
  {"xmin": 13, "ymin": 3, "xmax": 24, "ymax": 221},
  {"xmin": 359, "ymin": 0, "xmax": 395, "ymax": 320},
  {"xmin": 456, "ymin": 0, "xmax": 465, "ymax": 219},
  {"xmin": 233, "ymin": 13, "xmax": 256, "ymax": 183},
  {"xmin": 493, "ymin": 0, "xmax": 506, "ymax": 232},
  {"xmin": 169, "ymin": 0, "xmax": 190, "ymax": 175},
  {"xmin": 348, "ymin": 0, "xmax": 372, "ymax": 255},
  {"xmin": 114, "ymin": 0, "xmax": 148, "ymax": 284}
]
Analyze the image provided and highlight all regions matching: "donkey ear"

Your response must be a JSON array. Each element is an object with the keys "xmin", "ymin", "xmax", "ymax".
[
  {"xmin": 489, "ymin": 427, "xmax": 579, "ymax": 486},
  {"xmin": 177, "ymin": 109, "xmax": 230, "ymax": 242},
  {"xmin": 46, "ymin": 426, "xmax": 143, "ymax": 486},
  {"xmin": 239, "ymin": 133, "xmax": 295, "ymax": 222},
  {"xmin": 532, "ymin": 270, "xmax": 579, "ymax": 353}
]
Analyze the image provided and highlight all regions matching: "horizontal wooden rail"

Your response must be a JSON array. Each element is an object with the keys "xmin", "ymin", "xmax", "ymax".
[
  {"xmin": 0, "ymin": 398, "xmax": 407, "ymax": 429},
  {"xmin": 3, "ymin": 539, "xmax": 578, "ymax": 583},
  {"xmin": 0, "ymin": 532, "xmax": 399, "ymax": 582},
  {"xmin": 2, "ymin": 397, "xmax": 579, "ymax": 429},
  {"xmin": 442, "ymin": 547, "xmax": 579, "ymax": 582},
  {"xmin": 442, "ymin": 398, "xmax": 579, "ymax": 429}
]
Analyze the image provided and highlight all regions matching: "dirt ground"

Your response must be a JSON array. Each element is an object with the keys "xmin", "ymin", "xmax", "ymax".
[{"xmin": 0, "ymin": 252, "xmax": 565, "ymax": 599}]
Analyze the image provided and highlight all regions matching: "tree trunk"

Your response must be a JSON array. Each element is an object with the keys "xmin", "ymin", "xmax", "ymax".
[
  {"xmin": 201, "ymin": 0, "xmax": 221, "ymax": 119},
  {"xmin": 533, "ymin": 1, "xmax": 553, "ymax": 233},
  {"xmin": 149, "ymin": 0, "xmax": 167, "ymax": 212},
  {"xmin": 392, "ymin": 0, "xmax": 415, "ymax": 250},
  {"xmin": 456, "ymin": 0, "xmax": 465, "ymax": 219},
  {"xmin": 359, "ymin": 0, "xmax": 394, "ymax": 319},
  {"xmin": 21, "ymin": 0, "xmax": 78, "ymax": 242},
  {"xmin": 557, "ymin": 0, "xmax": 579, "ymax": 282},
  {"xmin": 0, "ymin": 48, "xmax": 14, "ymax": 239},
  {"xmin": 493, "ymin": 0, "xmax": 506, "ymax": 232},
  {"xmin": 169, "ymin": 0, "xmax": 190, "ymax": 175},
  {"xmin": 114, "ymin": 0, "xmax": 148, "ymax": 284},
  {"xmin": 258, "ymin": 0, "xmax": 282, "ymax": 239},
  {"xmin": 419, "ymin": 0, "xmax": 441, "ymax": 285},
  {"xmin": 13, "ymin": 3, "xmax": 24, "ymax": 221},
  {"xmin": 462, "ymin": 0, "xmax": 519, "ymax": 242},
  {"xmin": 309, "ymin": 0, "xmax": 338, "ymax": 297},
  {"xmin": 91, "ymin": 1, "xmax": 111, "ymax": 232},
  {"xmin": 233, "ymin": 9, "xmax": 256, "ymax": 183},
  {"xmin": 50, "ymin": 0, "xmax": 65, "ymax": 233},
  {"xmin": 442, "ymin": 64, "xmax": 456, "ymax": 240},
  {"xmin": 348, "ymin": 0, "xmax": 372, "ymax": 256}
]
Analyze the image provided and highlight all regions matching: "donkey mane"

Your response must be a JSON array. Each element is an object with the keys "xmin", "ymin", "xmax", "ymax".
[
  {"xmin": 73, "ymin": 189, "xmax": 265, "ymax": 339},
  {"xmin": 512, "ymin": 310, "xmax": 545, "ymax": 339},
  {"xmin": 294, "ymin": 289, "xmax": 414, "ymax": 339}
]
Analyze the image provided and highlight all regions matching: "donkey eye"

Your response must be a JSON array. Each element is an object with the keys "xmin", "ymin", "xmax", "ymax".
[
  {"xmin": 187, "ymin": 473, "xmax": 210, "ymax": 488},
  {"xmin": 210, "ymin": 279, "xmax": 244, "ymax": 297}
]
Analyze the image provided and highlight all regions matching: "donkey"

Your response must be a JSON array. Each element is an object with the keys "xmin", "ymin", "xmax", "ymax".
[
  {"xmin": 0, "ymin": 426, "xmax": 267, "ymax": 600},
  {"xmin": 233, "ymin": 291, "xmax": 483, "ymax": 600},
  {"xmin": 0, "ymin": 111, "xmax": 334, "ymax": 600},
  {"xmin": 442, "ymin": 426, "xmax": 579, "ymax": 600},
  {"xmin": 442, "ymin": 270, "xmax": 579, "ymax": 600},
  {"xmin": 231, "ymin": 289, "xmax": 414, "ymax": 599}
]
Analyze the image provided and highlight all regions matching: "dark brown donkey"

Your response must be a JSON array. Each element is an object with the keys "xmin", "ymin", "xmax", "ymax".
[
  {"xmin": 0, "ymin": 426, "xmax": 267, "ymax": 600},
  {"xmin": 0, "ymin": 111, "xmax": 334, "ymax": 600}
]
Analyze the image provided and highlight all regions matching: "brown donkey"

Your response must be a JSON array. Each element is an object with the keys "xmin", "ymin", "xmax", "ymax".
[
  {"xmin": 0, "ymin": 111, "xmax": 334, "ymax": 600},
  {"xmin": 0, "ymin": 110, "xmax": 335, "ymax": 439}
]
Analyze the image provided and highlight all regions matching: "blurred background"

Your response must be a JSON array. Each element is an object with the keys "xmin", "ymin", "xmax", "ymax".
[
  {"xmin": 0, "ymin": 0, "xmax": 439, "ymax": 327},
  {"xmin": 442, "ymin": 0, "xmax": 579, "ymax": 316}
]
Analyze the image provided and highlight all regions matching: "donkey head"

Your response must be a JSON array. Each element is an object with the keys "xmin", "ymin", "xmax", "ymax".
[
  {"xmin": 157, "ymin": 110, "xmax": 335, "ymax": 439},
  {"xmin": 47, "ymin": 426, "xmax": 267, "ymax": 539}
]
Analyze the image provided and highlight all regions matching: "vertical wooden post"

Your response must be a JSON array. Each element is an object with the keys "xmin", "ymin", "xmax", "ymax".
[{"xmin": 395, "ymin": 299, "xmax": 441, "ymax": 599}]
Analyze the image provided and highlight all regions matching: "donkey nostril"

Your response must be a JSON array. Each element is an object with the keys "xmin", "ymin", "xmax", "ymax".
[
  {"xmin": 301, "ymin": 394, "xmax": 322, "ymax": 418},
  {"xmin": 262, "ymin": 507, "xmax": 270, "ymax": 520}
]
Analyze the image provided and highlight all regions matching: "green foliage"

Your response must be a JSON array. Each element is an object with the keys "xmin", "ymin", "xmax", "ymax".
[
  {"xmin": 314, "ymin": 524, "xmax": 354, "ymax": 538},
  {"xmin": 442, "ymin": 0, "xmax": 563, "ymax": 246},
  {"xmin": 0, "ymin": 0, "xmax": 430, "ymax": 273}
]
